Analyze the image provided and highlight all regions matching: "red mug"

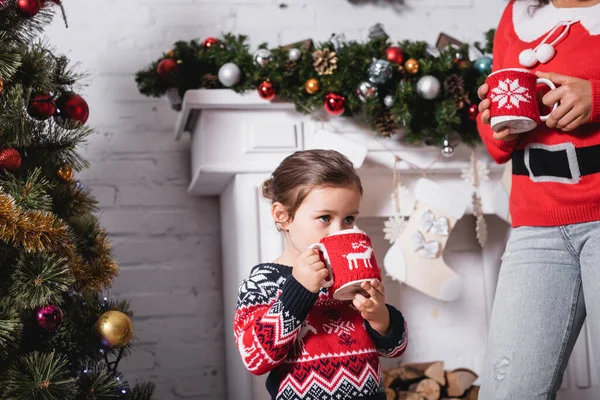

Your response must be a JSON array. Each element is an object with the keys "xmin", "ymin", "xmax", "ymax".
[
  {"xmin": 486, "ymin": 68, "xmax": 558, "ymax": 134},
  {"xmin": 309, "ymin": 228, "xmax": 382, "ymax": 301}
]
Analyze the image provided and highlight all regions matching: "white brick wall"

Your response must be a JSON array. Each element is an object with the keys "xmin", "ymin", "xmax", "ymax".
[{"xmin": 43, "ymin": 1, "xmax": 506, "ymax": 398}]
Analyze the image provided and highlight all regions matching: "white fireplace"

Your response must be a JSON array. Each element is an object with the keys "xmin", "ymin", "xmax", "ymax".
[{"xmin": 174, "ymin": 89, "xmax": 598, "ymax": 400}]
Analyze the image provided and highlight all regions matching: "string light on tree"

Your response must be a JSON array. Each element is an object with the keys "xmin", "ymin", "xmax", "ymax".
[{"xmin": 467, "ymin": 104, "xmax": 479, "ymax": 120}]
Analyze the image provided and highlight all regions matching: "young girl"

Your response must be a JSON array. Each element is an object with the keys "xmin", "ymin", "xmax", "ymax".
[{"xmin": 234, "ymin": 149, "xmax": 408, "ymax": 400}]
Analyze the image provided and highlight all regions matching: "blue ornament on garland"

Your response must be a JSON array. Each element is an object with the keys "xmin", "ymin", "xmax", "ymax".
[{"xmin": 474, "ymin": 56, "xmax": 493, "ymax": 75}]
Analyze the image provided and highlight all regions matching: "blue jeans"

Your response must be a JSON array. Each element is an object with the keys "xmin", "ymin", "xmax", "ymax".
[{"xmin": 479, "ymin": 222, "xmax": 600, "ymax": 400}]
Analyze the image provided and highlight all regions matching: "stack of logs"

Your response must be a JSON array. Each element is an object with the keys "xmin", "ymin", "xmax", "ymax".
[{"xmin": 383, "ymin": 361, "xmax": 479, "ymax": 400}]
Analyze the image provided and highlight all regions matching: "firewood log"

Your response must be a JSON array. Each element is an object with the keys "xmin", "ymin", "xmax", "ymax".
[
  {"xmin": 446, "ymin": 368, "xmax": 478, "ymax": 397},
  {"xmin": 465, "ymin": 385, "xmax": 480, "ymax": 400},
  {"xmin": 415, "ymin": 378, "xmax": 441, "ymax": 400},
  {"xmin": 385, "ymin": 388, "xmax": 397, "ymax": 400},
  {"xmin": 397, "ymin": 392, "xmax": 427, "ymax": 400},
  {"xmin": 424, "ymin": 362, "xmax": 445, "ymax": 386}
]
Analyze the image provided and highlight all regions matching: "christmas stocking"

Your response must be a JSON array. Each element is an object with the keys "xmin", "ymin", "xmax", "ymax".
[{"xmin": 384, "ymin": 178, "xmax": 469, "ymax": 301}]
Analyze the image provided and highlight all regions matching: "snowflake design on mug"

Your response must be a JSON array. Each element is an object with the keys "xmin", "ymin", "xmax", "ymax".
[{"xmin": 491, "ymin": 78, "xmax": 532, "ymax": 109}]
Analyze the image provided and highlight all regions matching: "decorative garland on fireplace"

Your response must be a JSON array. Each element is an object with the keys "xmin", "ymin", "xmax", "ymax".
[{"xmin": 135, "ymin": 25, "xmax": 495, "ymax": 149}]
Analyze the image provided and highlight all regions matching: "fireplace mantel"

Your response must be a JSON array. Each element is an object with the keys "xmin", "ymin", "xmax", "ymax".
[{"xmin": 174, "ymin": 89, "xmax": 597, "ymax": 400}]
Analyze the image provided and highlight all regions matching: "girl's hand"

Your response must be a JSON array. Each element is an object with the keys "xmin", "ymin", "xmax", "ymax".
[
  {"xmin": 477, "ymin": 83, "xmax": 520, "ymax": 142},
  {"xmin": 353, "ymin": 279, "xmax": 390, "ymax": 336},
  {"xmin": 536, "ymin": 71, "xmax": 593, "ymax": 132},
  {"xmin": 292, "ymin": 248, "xmax": 329, "ymax": 294}
]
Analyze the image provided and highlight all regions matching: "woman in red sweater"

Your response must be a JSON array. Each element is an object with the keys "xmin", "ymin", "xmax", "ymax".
[{"xmin": 477, "ymin": 0, "xmax": 600, "ymax": 398}]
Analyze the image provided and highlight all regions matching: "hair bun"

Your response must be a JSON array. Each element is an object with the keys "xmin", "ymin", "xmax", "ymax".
[{"xmin": 261, "ymin": 177, "xmax": 274, "ymax": 200}]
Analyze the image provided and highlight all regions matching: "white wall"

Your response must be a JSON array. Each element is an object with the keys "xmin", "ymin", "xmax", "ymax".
[{"xmin": 42, "ymin": 0, "xmax": 507, "ymax": 398}]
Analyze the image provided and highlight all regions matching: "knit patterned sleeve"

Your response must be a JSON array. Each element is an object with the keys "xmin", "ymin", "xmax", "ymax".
[
  {"xmin": 590, "ymin": 80, "xmax": 600, "ymax": 124},
  {"xmin": 234, "ymin": 264, "xmax": 318, "ymax": 375},
  {"xmin": 365, "ymin": 304, "xmax": 408, "ymax": 358}
]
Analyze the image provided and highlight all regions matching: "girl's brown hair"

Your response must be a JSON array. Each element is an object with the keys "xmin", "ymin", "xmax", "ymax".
[{"xmin": 262, "ymin": 149, "xmax": 363, "ymax": 223}]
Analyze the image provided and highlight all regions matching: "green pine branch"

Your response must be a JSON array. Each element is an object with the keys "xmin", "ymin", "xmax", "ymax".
[
  {"xmin": 0, "ymin": 168, "xmax": 53, "ymax": 211},
  {"xmin": 0, "ymin": 311, "xmax": 22, "ymax": 362}
]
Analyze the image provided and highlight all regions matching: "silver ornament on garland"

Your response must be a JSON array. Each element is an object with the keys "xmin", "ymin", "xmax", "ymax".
[
  {"xmin": 416, "ymin": 75, "xmax": 441, "ymax": 100},
  {"xmin": 218, "ymin": 62, "xmax": 241, "ymax": 87},
  {"xmin": 288, "ymin": 48, "xmax": 302, "ymax": 61},
  {"xmin": 357, "ymin": 81, "xmax": 377, "ymax": 102},
  {"xmin": 368, "ymin": 59, "xmax": 393, "ymax": 85},
  {"xmin": 253, "ymin": 49, "xmax": 273, "ymax": 67},
  {"xmin": 441, "ymin": 138, "xmax": 454, "ymax": 157},
  {"xmin": 383, "ymin": 95, "xmax": 394, "ymax": 108}
]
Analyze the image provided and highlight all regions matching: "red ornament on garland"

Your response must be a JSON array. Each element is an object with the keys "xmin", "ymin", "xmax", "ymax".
[
  {"xmin": 156, "ymin": 58, "xmax": 177, "ymax": 80},
  {"xmin": 202, "ymin": 37, "xmax": 219, "ymax": 48},
  {"xmin": 467, "ymin": 103, "xmax": 479, "ymax": 120},
  {"xmin": 258, "ymin": 81, "xmax": 276, "ymax": 101},
  {"xmin": 0, "ymin": 148, "xmax": 22, "ymax": 173},
  {"xmin": 324, "ymin": 93, "xmax": 346, "ymax": 116},
  {"xmin": 28, "ymin": 94, "xmax": 56, "ymax": 120},
  {"xmin": 54, "ymin": 92, "xmax": 89, "ymax": 128},
  {"xmin": 385, "ymin": 46, "xmax": 404, "ymax": 64},
  {"xmin": 17, "ymin": 0, "xmax": 41, "ymax": 17},
  {"xmin": 36, "ymin": 305, "xmax": 64, "ymax": 331}
]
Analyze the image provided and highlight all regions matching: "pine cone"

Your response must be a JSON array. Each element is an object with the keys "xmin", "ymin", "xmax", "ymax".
[
  {"xmin": 200, "ymin": 73, "xmax": 222, "ymax": 89},
  {"xmin": 373, "ymin": 112, "xmax": 398, "ymax": 137},
  {"xmin": 284, "ymin": 60, "xmax": 297, "ymax": 75},
  {"xmin": 312, "ymin": 48, "xmax": 338, "ymax": 75},
  {"xmin": 444, "ymin": 74, "xmax": 467, "ymax": 107}
]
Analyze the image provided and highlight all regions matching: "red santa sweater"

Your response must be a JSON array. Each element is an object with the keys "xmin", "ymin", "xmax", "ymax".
[
  {"xmin": 478, "ymin": 0, "xmax": 600, "ymax": 227},
  {"xmin": 234, "ymin": 263, "xmax": 408, "ymax": 400}
]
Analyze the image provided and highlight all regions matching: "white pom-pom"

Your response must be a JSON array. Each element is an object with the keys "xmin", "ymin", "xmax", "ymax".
[
  {"xmin": 519, "ymin": 48, "xmax": 538, "ymax": 67},
  {"xmin": 536, "ymin": 44, "xmax": 556, "ymax": 64}
]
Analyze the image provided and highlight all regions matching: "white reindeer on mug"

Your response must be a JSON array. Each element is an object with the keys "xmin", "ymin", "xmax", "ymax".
[{"xmin": 344, "ymin": 241, "xmax": 373, "ymax": 270}]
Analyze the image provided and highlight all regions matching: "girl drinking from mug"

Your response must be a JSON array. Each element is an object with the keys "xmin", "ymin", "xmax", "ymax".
[{"xmin": 234, "ymin": 149, "xmax": 407, "ymax": 400}]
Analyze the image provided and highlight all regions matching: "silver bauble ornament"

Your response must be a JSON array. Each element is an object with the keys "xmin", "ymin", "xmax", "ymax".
[
  {"xmin": 253, "ymin": 49, "xmax": 273, "ymax": 67},
  {"xmin": 441, "ymin": 139, "xmax": 454, "ymax": 158},
  {"xmin": 218, "ymin": 62, "xmax": 241, "ymax": 87},
  {"xmin": 368, "ymin": 59, "xmax": 393, "ymax": 85},
  {"xmin": 357, "ymin": 81, "xmax": 377, "ymax": 102},
  {"xmin": 288, "ymin": 48, "xmax": 302, "ymax": 62},
  {"xmin": 383, "ymin": 95, "xmax": 394, "ymax": 108},
  {"xmin": 416, "ymin": 75, "xmax": 441, "ymax": 100}
]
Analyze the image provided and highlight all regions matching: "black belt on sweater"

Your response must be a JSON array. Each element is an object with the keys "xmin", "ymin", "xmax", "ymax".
[{"xmin": 512, "ymin": 142, "xmax": 600, "ymax": 184}]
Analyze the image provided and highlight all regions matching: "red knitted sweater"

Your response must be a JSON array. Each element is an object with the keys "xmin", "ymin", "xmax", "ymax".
[
  {"xmin": 478, "ymin": 0, "xmax": 600, "ymax": 227},
  {"xmin": 234, "ymin": 264, "xmax": 408, "ymax": 400}
]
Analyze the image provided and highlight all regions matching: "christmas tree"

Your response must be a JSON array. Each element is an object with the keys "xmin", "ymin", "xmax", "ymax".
[{"xmin": 0, "ymin": 1, "xmax": 154, "ymax": 398}]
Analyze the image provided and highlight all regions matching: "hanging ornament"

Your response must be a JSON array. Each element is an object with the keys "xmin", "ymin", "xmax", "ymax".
[
  {"xmin": 304, "ymin": 78, "xmax": 320, "ymax": 95},
  {"xmin": 441, "ymin": 138, "xmax": 454, "ymax": 158},
  {"xmin": 323, "ymin": 93, "xmax": 345, "ymax": 116},
  {"xmin": 383, "ymin": 95, "xmax": 395, "ymax": 108},
  {"xmin": 57, "ymin": 163, "xmax": 74, "ymax": 183},
  {"xmin": 202, "ymin": 37, "xmax": 218, "ymax": 48},
  {"xmin": 383, "ymin": 215, "xmax": 407, "ymax": 244},
  {"xmin": 156, "ymin": 58, "xmax": 177, "ymax": 79},
  {"xmin": 17, "ymin": 0, "xmax": 41, "ymax": 17},
  {"xmin": 0, "ymin": 148, "xmax": 22, "ymax": 172},
  {"xmin": 313, "ymin": 48, "xmax": 338, "ymax": 75},
  {"xmin": 416, "ymin": 75, "xmax": 441, "ymax": 100},
  {"xmin": 404, "ymin": 58, "xmax": 419, "ymax": 75},
  {"xmin": 368, "ymin": 23, "xmax": 389, "ymax": 40},
  {"xmin": 27, "ymin": 94, "xmax": 56, "ymax": 120},
  {"xmin": 36, "ymin": 305, "xmax": 64, "ymax": 331},
  {"xmin": 385, "ymin": 46, "xmax": 404, "ymax": 64},
  {"xmin": 356, "ymin": 81, "xmax": 377, "ymax": 102},
  {"xmin": 288, "ymin": 48, "xmax": 302, "ymax": 62},
  {"xmin": 474, "ymin": 56, "xmax": 493, "ymax": 74},
  {"xmin": 253, "ymin": 49, "xmax": 273, "ymax": 67},
  {"xmin": 257, "ymin": 81, "xmax": 276, "ymax": 101},
  {"xmin": 217, "ymin": 63, "xmax": 241, "ymax": 87},
  {"xmin": 467, "ymin": 104, "xmax": 479, "ymax": 121},
  {"xmin": 368, "ymin": 59, "xmax": 393, "ymax": 84},
  {"xmin": 54, "ymin": 93, "xmax": 89, "ymax": 128},
  {"xmin": 95, "ymin": 311, "xmax": 133, "ymax": 349}
]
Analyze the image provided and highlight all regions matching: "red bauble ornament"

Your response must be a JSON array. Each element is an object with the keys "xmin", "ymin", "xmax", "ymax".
[
  {"xmin": 258, "ymin": 81, "xmax": 276, "ymax": 100},
  {"xmin": 36, "ymin": 305, "xmax": 64, "ymax": 331},
  {"xmin": 17, "ymin": 0, "xmax": 41, "ymax": 17},
  {"xmin": 156, "ymin": 58, "xmax": 177, "ymax": 79},
  {"xmin": 54, "ymin": 92, "xmax": 89, "ymax": 128},
  {"xmin": 0, "ymin": 148, "xmax": 22, "ymax": 172},
  {"xmin": 324, "ymin": 93, "xmax": 346, "ymax": 116},
  {"xmin": 202, "ymin": 37, "xmax": 219, "ymax": 48},
  {"xmin": 467, "ymin": 103, "xmax": 479, "ymax": 120},
  {"xmin": 28, "ymin": 94, "xmax": 56, "ymax": 120},
  {"xmin": 385, "ymin": 46, "xmax": 404, "ymax": 64}
]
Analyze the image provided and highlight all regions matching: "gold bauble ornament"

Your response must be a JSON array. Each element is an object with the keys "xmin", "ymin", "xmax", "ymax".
[
  {"xmin": 305, "ymin": 78, "xmax": 320, "ymax": 94},
  {"xmin": 95, "ymin": 310, "xmax": 133, "ymax": 349},
  {"xmin": 404, "ymin": 58, "xmax": 419, "ymax": 75},
  {"xmin": 57, "ymin": 163, "xmax": 74, "ymax": 182}
]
